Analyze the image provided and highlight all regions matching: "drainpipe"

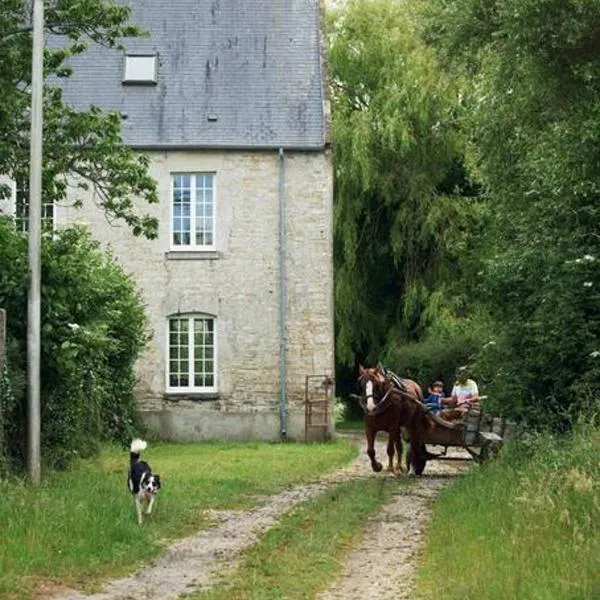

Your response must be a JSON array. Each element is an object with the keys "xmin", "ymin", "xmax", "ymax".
[{"xmin": 278, "ymin": 147, "xmax": 287, "ymax": 439}]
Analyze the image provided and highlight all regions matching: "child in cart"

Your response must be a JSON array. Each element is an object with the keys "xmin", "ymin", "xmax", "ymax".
[{"xmin": 424, "ymin": 380, "xmax": 445, "ymax": 415}]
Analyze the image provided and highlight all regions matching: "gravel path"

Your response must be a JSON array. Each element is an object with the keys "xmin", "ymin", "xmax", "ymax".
[
  {"xmin": 315, "ymin": 446, "xmax": 463, "ymax": 600},
  {"xmin": 50, "ymin": 434, "xmax": 466, "ymax": 600}
]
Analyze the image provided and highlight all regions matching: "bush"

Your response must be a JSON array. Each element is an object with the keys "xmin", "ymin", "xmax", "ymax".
[
  {"xmin": 0, "ymin": 218, "xmax": 149, "ymax": 470},
  {"xmin": 383, "ymin": 310, "xmax": 492, "ymax": 396}
]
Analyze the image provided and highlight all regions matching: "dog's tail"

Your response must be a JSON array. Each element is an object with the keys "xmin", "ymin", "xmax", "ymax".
[{"xmin": 130, "ymin": 439, "xmax": 147, "ymax": 466}]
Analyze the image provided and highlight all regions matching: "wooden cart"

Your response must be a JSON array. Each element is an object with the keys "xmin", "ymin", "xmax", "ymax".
[{"xmin": 404, "ymin": 405, "xmax": 510, "ymax": 475}]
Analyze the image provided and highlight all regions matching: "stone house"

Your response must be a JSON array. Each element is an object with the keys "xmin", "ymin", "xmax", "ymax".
[{"xmin": 5, "ymin": 0, "xmax": 334, "ymax": 441}]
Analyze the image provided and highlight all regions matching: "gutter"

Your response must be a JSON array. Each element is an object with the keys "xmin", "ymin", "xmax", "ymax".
[
  {"xmin": 128, "ymin": 144, "xmax": 326, "ymax": 152},
  {"xmin": 278, "ymin": 147, "xmax": 287, "ymax": 439}
]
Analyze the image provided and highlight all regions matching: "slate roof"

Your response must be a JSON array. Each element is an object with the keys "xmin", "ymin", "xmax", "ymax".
[{"xmin": 55, "ymin": 0, "xmax": 327, "ymax": 149}]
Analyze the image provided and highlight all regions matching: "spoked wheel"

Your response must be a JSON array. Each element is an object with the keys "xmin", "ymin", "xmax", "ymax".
[{"xmin": 406, "ymin": 443, "xmax": 428, "ymax": 475}]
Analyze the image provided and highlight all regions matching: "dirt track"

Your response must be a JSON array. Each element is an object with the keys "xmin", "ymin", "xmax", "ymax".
[
  {"xmin": 50, "ymin": 433, "xmax": 466, "ymax": 600},
  {"xmin": 316, "ymin": 438, "xmax": 463, "ymax": 600}
]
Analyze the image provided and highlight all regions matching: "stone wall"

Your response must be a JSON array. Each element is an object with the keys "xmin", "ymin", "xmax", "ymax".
[
  {"xmin": 0, "ymin": 308, "xmax": 5, "ymax": 375},
  {"xmin": 56, "ymin": 149, "xmax": 334, "ymax": 441}
]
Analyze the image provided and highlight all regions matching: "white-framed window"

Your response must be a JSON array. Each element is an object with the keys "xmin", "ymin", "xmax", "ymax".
[
  {"xmin": 12, "ymin": 177, "xmax": 54, "ymax": 232},
  {"xmin": 171, "ymin": 173, "xmax": 215, "ymax": 250},
  {"xmin": 123, "ymin": 54, "xmax": 157, "ymax": 84},
  {"xmin": 167, "ymin": 314, "xmax": 217, "ymax": 393}
]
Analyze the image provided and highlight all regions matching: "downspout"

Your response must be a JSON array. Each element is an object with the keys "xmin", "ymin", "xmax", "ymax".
[{"xmin": 278, "ymin": 147, "xmax": 288, "ymax": 439}]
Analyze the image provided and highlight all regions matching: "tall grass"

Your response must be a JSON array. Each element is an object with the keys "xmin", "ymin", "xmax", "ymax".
[
  {"xmin": 417, "ymin": 425, "xmax": 600, "ymax": 600},
  {"xmin": 0, "ymin": 439, "xmax": 356, "ymax": 599}
]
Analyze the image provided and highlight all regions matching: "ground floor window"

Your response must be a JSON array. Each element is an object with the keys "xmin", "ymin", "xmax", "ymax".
[{"xmin": 167, "ymin": 315, "xmax": 216, "ymax": 392}]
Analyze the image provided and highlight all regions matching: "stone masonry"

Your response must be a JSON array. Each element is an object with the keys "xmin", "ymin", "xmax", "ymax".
[
  {"xmin": 56, "ymin": 149, "xmax": 334, "ymax": 441},
  {"xmin": 0, "ymin": 308, "xmax": 5, "ymax": 375}
]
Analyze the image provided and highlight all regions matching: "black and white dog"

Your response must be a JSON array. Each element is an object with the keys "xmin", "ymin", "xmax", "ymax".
[{"xmin": 128, "ymin": 439, "xmax": 161, "ymax": 525}]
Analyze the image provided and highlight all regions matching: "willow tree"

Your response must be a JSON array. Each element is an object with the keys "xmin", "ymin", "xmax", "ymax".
[
  {"xmin": 418, "ymin": 0, "xmax": 600, "ymax": 421},
  {"xmin": 329, "ymin": 0, "xmax": 480, "ymax": 372}
]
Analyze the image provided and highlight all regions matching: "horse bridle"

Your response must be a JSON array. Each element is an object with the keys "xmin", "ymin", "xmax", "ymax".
[
  {"xmin": 358, "ymin": 373, "xmax": 394, "ymax": 415},
  {"xmin": 356, "ymin": 369, "xmax": 429, "ymax": 416}
]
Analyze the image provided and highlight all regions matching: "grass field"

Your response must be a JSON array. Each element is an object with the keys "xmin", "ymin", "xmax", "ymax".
[
  {"xmin": 0, "ymin": 439, "xmax": 356, "ymax": 599},
  {"xmin": 417, "ymin": 426, "xmax": 600, "ymax": 600},
  {"xmin": 191, "ymin": 478, "xmax": 395, "ymax": 600}
]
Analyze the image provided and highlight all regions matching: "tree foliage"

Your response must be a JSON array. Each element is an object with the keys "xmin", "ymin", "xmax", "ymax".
[
  {"xmin": 328, "ymin": 0, "xmax": 481, "ymax": 371},
  {"xmin": 418, "ymin": 0, "xmax": 600, "ymax": 420},
  {"xmin": 332, "ymin": 0, "xmax": 599, "ymax": 425},
  {"xmin": 0, "ymin": 219, "xmax": 148, "ymax": 470},
  {"xmin": 0, "ymin": 0, "xmax": 158, "ymax": 237}
]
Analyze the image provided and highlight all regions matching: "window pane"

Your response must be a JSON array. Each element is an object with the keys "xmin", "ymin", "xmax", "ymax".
[
  {"xmin": 169, "ymin": 316, "xmax": 214, "ymax": 390},
  {"xmin": 14, "ymin": 177, "xmax": 53, "ymax": 232},
  {"xmin": 124, "ymin": 55, "xmax": 157, "ymax": 83},
  {"xmin": 173, "ymin": 174, "xmax": 191, "ymax": 189},
  {"xmin": 169, "ymin": 317, "xmax": 190, "ymax": 388},
  {"xmin": 172, "ymin": 176, "xmax": 191, "ymax": 246},
  {"xmin": 194, "ymin": 174, "xmax": 214, "ymax": 247},
  {"xmin": 189, "ymin": 317, "xmax": 215, "ymax": 388}
]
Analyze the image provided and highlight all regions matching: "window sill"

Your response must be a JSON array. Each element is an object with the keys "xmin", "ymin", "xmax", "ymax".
[
  {"xmin": 165, "ymin": 250, "xmax": 221, "ymax": 261},
  {"xmin": 164, "ymin": 392, "xmax": 220, "ymax": 402}
]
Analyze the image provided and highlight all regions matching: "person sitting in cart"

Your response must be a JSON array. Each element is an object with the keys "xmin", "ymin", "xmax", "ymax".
[
  {"xmin": 440, "ymin": 366, "xmax": 479, "ymax": 421},
  {"xmin": 424, "ymin": 380, "xmax": 445, "ymax": 415}
]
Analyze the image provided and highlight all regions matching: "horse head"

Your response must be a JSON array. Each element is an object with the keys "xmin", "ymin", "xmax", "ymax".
[{"xmin": 357, "ymin": 364, "xmax": 390, "ymax": 416}]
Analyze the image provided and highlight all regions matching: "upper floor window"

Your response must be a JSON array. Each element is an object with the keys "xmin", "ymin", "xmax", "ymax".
[
  {"xmin": 14, "ymin": 177, "xmax": 54, "ymax": 233},
  {"xmin": 123, "ymin": 54, "xmax": 157, "ymax": 85},
  {"xmin": 171, "ymin": 173, "xmax": 215, "ymax": 250},
  {"xmin": 167, "ymin": 314, "xmax": 216, "ymax": 393}
]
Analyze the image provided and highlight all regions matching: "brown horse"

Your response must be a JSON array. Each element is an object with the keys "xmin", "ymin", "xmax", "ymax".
[{"xmin": 356, "ymin": 365, "xmax": 431, "ymax": 475}]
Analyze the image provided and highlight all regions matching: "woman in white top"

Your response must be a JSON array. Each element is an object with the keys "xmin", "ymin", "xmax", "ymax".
[{"xmin": 440, "ymin": 366, "xmax": 479, "ymax": 421}]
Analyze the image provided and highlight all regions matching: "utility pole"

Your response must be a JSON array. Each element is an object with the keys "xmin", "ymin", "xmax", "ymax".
[{"xmin": 27, "ymin": 0, "xmax": 45, "ymax": 485}]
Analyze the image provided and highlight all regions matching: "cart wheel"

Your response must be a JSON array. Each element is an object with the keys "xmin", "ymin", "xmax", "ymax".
[{"xmin": 406, "ymin": 444, "xmax": 428, "ymax": 475}]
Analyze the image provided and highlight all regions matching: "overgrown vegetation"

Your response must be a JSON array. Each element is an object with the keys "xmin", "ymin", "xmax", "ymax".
[
  {"xmin": 329, "ymin": 0, "xmax": 481, "ymax": 373},
  {"xmin": 0, "ymin": 219, "xmax": 148, "ymax": 470},
  {"xmin": 0, "ymin": 439, "xmax": 357, "ymax": 600},
  {"xmin": 418, "ymin": 423, "xmax": 600, "ymax": 599},
  {"xmin": 329, "ymin": 0, "xmax": 600, "ymax": 426},
  {"xmin": 0, "ymin": 0, "xmax": 162, "ymax": 472}
]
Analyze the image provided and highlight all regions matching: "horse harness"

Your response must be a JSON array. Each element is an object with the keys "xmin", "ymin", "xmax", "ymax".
[
  {"xmin": 365, "ymin": 385, "xmax": 394, "ymax": 416},
  {"xmin": 356, "ymin": 367, "xmax": 426, "ymax": 416}
]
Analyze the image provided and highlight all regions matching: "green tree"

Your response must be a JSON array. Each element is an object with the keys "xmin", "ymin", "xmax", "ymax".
[
  {"xmin": 0, "ymin": 0, "xmax": 158, "ymax": 237},
  {"xmin": 328, "ymin": 0, "xmax": 481, "ymax": 377},
  {"xmin": 0, "ymin": 218, "xmax": 148, "ymax": 470},
  {"xmin": 419, "ymin": 0, "xmax": 600, "ymax": 421}
]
